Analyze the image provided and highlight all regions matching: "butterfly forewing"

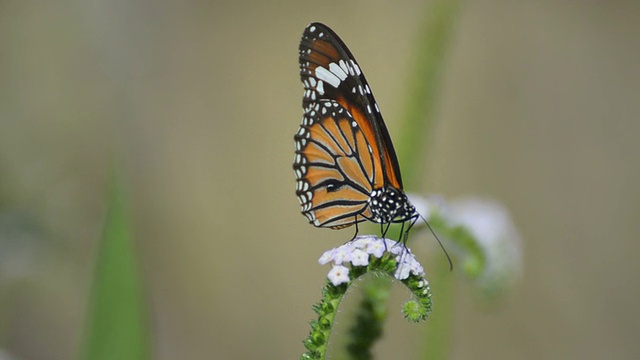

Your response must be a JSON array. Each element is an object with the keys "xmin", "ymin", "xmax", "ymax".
[{"xmin": 298, "ymin": 23, "xmax": 403, "ymax": 190}]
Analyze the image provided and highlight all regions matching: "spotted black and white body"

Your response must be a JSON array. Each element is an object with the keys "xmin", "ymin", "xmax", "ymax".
[{"xmin": 293, "ymin": 22, "xmax": 418, "ymax": 232}]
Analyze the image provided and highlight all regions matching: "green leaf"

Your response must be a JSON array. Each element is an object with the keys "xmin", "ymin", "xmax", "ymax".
[{"xmin": 83, "ymin": 171, "xmax": 150, "ymax": 360}]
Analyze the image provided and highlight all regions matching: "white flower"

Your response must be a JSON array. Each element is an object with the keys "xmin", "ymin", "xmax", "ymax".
[
  {"xmin": 333, "ymin": 243, "xmax": 353, "ymax": 264},
  {"xmin": 394, "ymin": 262, "xmax": 412, "ymax": 280},
  {"xmin": 448, "ymin": 198, "xmax": 523, "ymax": 295},
  {"xmin": 318, "ymin": 248, "xmax": 336, "ymax": 265},
  {"xmin": 350, "ymin": 249, "xmax": 369, "ymax": 266},
  {"xmin": 351, "ymin": 236, "xmax": 373, "ymax": 249},
  {"xmin": 384, "ymin": 239, "xmax": 404, "ymax": 255},
  {"xmin": 327, "ymin": 265, "xmax": 350, "ymax": 286},
  {"xmin": 410, "ymin": 258, "xmax": 425, "ymax": 276},
  {"xmin": 318, "ymin": 235, "xmax": 427, "ymax": 283},
  {"xmin": 366, "ymin": 238, "xmax": 386, "ymax": 258}
]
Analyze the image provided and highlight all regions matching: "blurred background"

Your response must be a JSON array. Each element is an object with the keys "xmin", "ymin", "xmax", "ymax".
[{"xmin": 1, "ymin": 0, "xmax": 639, "ymax": 359}]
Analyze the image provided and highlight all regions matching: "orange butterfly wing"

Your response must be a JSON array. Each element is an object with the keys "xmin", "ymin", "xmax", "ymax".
[
  {"xmin": 295, "ymin": 22, "xmax": 405, "ymax": 228},
  {"xmin": 294, "ymin": 101, "xmax": 375, "ymax": 228}
]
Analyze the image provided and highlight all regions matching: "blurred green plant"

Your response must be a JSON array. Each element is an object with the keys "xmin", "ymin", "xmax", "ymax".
[{"xmin": 82, "ymin": 171, "xmax": 150, "ymax": 360}]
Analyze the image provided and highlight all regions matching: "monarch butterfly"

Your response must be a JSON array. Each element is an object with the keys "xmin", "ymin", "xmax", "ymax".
[{"xmin": 293, "ymin": 22, "xmax": 417, "ymax": 237}]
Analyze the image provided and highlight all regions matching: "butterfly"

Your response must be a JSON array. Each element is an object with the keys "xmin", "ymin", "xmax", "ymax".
[{"xmin": 293, "ymin": 22, "xmax": 418, "ymax": 239}]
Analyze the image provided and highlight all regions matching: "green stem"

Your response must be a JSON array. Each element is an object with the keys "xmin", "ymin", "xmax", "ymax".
[
  {"xmin": 395, "ymin": 1, "xmax": 465, "ymax": 359},
  {"xmin": 345, "ymin": 276, "xmax": 389, "ymax": 360},
  {"xmin": 420, "ymin": 256, "xmax": 456, "ymax": 360},
  {"xmin": 397, "ymin": 0, "xmax": 465, "ymax": 188}
]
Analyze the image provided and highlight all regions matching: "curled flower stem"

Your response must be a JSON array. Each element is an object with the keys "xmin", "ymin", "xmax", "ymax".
[{"xmin": 301, "ymin": 237, "xmax": 432, "ymax": 360}]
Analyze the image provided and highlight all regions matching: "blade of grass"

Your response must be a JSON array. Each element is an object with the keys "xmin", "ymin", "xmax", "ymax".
[{"xmin": 83, "ymin": 170, "xmax": 150, "ymax": 360}]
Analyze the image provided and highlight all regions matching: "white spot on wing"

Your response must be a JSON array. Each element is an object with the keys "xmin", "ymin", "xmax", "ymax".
[
  {"xmin": 339, "ymin": 60, "xmax": 350, "ymax": 76},
  {"xmin": 350, "ymin": 60, "xmax": 361, "ymax": 75},
  {"xmin": 316, "ymin": 80, "xmax": 324, "ymax": 95},
  {"xmin": 315, "ymin": 67, "xmax": 341, "ymax": 88},
  {"xmin": 329, "ymin": 62, "xmax": 348, "ymax": 80}
]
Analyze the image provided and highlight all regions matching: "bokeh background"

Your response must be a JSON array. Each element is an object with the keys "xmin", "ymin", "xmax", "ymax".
[{"xmin": 1, "ymin": 1, "xmax": 639, "ymax": 359}]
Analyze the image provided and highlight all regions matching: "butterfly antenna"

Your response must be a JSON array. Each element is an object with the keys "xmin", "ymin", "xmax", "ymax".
[{"xmin": 418, "ymin": 213, "xmax": 453, "ymax": 271}]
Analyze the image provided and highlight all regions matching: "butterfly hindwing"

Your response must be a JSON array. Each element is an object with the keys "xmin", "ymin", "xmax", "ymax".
[{"xmin": 294, "ymin": 100, "xmax": 375, "ymax": 228}]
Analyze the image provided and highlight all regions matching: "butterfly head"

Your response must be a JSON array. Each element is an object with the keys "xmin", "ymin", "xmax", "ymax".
[{"xmin": 368, "ymin": 186, "xmax": 416, "ymax": 224}]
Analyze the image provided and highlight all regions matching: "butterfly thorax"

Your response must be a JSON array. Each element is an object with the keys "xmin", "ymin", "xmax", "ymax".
[{"xmin": 368, "ymin": 186, "xmax": 416, "ymax": 224}]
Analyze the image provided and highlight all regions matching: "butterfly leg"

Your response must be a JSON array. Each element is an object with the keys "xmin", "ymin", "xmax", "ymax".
[
  {"xmin": 382, "ymin": 222, "xmax": 392, "ymax": 239},
  {"xmin": 377, "ymin": 223, "xmax": 388, "ymax": 251},
  {"xmin": 401, "ymin": 214, "xmax": 419, "ymax": 246},
  {"xmin": 349, "ymin": 215, "xmax": 359, "ymax": 242},
  {"xmin": 393, "ymin": 220, "xmax": 407, "ymax": 254},
  {"xmin": 394, "ymin": 215, "xmax": 419, "ymax": 276}
]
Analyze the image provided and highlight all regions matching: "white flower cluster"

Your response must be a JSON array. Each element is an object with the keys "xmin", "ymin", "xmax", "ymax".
[
  {"xmin": 319, "ymin": 235, "xmax": 426, "ymax": 286},
  {"xmin": 447, "ymin": 198, "xmax": 523, "ymax": 294},
  {"xmin": 409, "ymin": 194, "xmax": 523, "ymax": 295}
]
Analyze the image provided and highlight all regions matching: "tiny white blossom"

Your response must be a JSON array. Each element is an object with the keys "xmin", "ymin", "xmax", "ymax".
[
  {"xmin": 366, "ymin": 238, "xmax": 386, "ymax": 258},
  {"xmin": 394, "ymin": 262, "xmax": 411, "ymax": 280},
  {"xmin": 327, "ymin": 265, "xmax": 350, "ymax": 286},
  {"xmin": 410, "ymin": 259, "xmax": 425, "ymax": 276},
  {"xmin": 333, "ymin": 244, "xmax": 353, "ymax": 264},
  {"xmin": 350, "ymin": 249, "xmax": 369, "ymax": 266},
  {"xmin": 318, "ymin": 248, "xmax": 336, "ymax": 265},
  {"xmin": 384, "ymin": 239, "xmax": 404, "ymax": 255},
  {"xmin": 351, "ymin": 236, "xmax": 373, "ymax": 249},
  {"xmin": 317, "ymin": 236, "xmax": 427, "ymax": 283}
]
